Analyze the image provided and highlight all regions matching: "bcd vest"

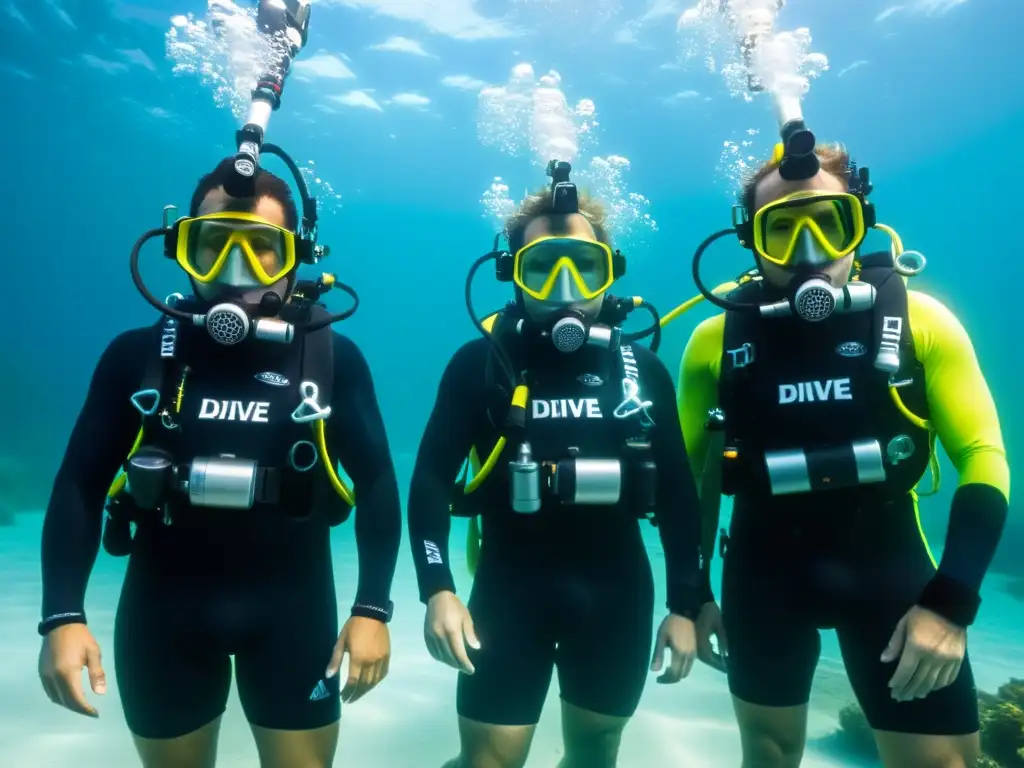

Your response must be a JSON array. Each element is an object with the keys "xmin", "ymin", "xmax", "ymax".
[
  {"xmin": 103, "ymin": 300, "xmax": 350, "ymax": 556},
  {"xmin": 451, "ymin": 310, "xmax": 659, "ymax": 521},
  {"xmin": 718, "ymin": 253, "xmax": 932, "ymax": 503}
]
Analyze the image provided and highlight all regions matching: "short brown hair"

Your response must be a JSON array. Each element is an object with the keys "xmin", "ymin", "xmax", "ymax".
[
  {"xmin": 504, "ymin": 186, "xmax": 610, "ymax": 254},
  {"xmin": 740, "ymin": 143, "xmax": 851, "ymax": 214}
]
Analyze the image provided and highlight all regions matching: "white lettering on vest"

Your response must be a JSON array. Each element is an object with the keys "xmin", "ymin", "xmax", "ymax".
[
  {"xmin": 878, "ymin": 315, "xmax": 903, "ymax": 366},
  {"xmin": 778, "ymin": 378, "xmax": 853, "ymax": 404},
  {"xmin": 159, "ymin": 318, "xmax": 178, "ymax": 359},
  {"xmin": 531, "ymin": 397, "xmax": 603, "ymax": 419},
  {"xmin": 197, "ymin": 397, "xmax": 271, "ymax": 423}
]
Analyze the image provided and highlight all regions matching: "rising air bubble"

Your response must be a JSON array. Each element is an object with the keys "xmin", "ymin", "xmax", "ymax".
[
  {"xmin": 476, "ymin": 65, "xmax": 653, "ymax": 253},
  {"xmin": 166, "ymin": 2, "xmax": 344, "ymax": 221}
]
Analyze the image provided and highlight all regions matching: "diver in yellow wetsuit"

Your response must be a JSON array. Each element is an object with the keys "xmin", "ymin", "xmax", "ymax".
[{"xmin": 670, "ymin": 142, "xmax": 1009, "ymax": 768}]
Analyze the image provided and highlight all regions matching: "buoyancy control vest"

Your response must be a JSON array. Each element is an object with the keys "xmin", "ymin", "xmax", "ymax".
[
  {"xmin": 451, "ymin": 310, "xmax": 660, "ymax": 522},
  {"xmin": 717, "ymin": 252, "xmax": 933, "ymax": 503},
  {"xmin": 102, "ymin": 296, "xmax": 353, "ymax": 556}
]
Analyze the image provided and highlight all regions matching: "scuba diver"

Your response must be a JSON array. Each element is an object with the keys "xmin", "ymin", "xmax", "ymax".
[
  {"xmin": 407, "ymin": 161, "xmax": 703, "ymax": 768},
  {"xmin": 37, "ymin": 3, "xmax": 401, "ymax": 767},
  {"xmin": 664, "ymin": 113, "xmax": 1010, "ymax": 766}
]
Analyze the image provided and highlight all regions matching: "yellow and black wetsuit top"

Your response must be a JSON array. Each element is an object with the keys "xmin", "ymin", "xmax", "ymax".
[{"xmin": 678, "ymin": 288, "xmax": 1010, "ymax": 626}]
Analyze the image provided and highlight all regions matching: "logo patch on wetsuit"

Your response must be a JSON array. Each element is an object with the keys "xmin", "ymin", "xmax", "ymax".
[
  {"xmin": 255, "ymin": 371, "xmax": 290, "ymax": 387},
  {"xmin": 577, "ymin": 373, "xmax": 603, "ymax": 387},
  {"xmin": 835, "ymin": 341, "xmax": 866, "ymax": 358},
  {"xmin": 532, "ymin": 398, "xmax": 603, "ymax": 419},
  {"xmin": 778, "ymin": 378, "xmax": 853, "ymax": 404},
  {"xmin": 309, "ymin": 679, "xmax": 331, "ymax": 702},
  {"xmin": 423, "ymin": 540, "xmax": 443, "ymax": 565},
  {"xmin": 198, "ymin": 398, "xmax": 271, "ymax": 422}
]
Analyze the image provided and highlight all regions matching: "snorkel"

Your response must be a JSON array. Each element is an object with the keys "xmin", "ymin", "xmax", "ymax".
[
  {"xmin": 463, "ymin": 159, "xmax": 663, "ymax": 376},
  {"xmin": 129, "ymin": 0, "xmax": 358, "ymax": 346}
]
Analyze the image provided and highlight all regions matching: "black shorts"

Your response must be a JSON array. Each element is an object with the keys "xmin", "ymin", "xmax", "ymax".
[
  {"xmin": 721, "ymin": 493, "xmax": 979, "ymax": 736},
  {"xmin": 456, "ymin": 526, "xmax": 655, "ymax": 726},
  {"xmin": 113, "ymin": 525, "xmax": 341, "ymax": 739}
]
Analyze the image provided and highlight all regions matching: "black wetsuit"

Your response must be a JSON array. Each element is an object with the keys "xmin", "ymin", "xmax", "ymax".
[
  {"xmin": 40, "ymin": 323, "xmax": 401, "ymax": 739},
  {"xmin": 708, "ymin": 278, "xmax": 985, "ymax": 735},
  {"xmin": 408, "ymin": 331, "xmax": 701, "ymax": 726}
]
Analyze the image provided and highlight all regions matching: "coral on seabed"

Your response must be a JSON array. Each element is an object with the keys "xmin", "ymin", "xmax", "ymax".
[{"xmin": 835, "ymin": 679, "xmax": 1024, "ymax": 767}]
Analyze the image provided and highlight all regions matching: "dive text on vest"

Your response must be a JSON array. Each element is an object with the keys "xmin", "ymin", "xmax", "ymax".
[
  {"xmin": 198, "ymin": 398, "xmax": 271, "ymax": 423},
  {"xmin": 531, "ymin": 398, "xmax": 603, "ymax": 419},
  {"xmin": 778, "ymin": 378, "xmax": 852, "ymax": 404}
]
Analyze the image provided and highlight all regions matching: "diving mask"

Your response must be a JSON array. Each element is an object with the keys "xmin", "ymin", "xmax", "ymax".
[
  {"xmin": 751, "ymin": 191, "xmax": 866, "ymax": 268},
  {"xmin": 513, "ymin": 236, "xmax": 614, "ymax": 304},
  {"xmin": 173, "ymin": 211, "xmax": 297, "ymax": 288}
]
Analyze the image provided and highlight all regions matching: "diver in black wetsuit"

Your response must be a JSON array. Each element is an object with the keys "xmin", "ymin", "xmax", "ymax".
[
  {"xmin": 408, "ymin": 162, "xmax": 703, "ymax": 768},
  {"xmin": 37, "ymin": 155, "xmax": 401, "ymax": 768}
]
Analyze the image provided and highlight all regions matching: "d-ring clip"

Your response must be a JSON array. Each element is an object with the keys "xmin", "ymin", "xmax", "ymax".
[{"xmin": 291, "ymin": 381, "xmax": 331, "ymax": 423}]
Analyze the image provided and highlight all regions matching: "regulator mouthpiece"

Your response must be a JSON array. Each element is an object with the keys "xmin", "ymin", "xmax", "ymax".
[
  {"xmin": 759, "ymin": 278, "xmax": 876, "ymax": 323},
  {"xmin": 551, "ymin": 315, "xmax": 588, "ymax": 353}
]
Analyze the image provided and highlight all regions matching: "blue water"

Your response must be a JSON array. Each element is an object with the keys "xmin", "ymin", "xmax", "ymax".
[{"xmin": 2, "ymin": 0, "xmax": 1022, "ymax": 765}]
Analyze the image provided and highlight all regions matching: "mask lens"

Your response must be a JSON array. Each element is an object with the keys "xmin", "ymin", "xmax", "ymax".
[
  {"xmin": 757, "ymin": 194, "xmax": 862, "ymax": 266},
  {"xmin": 515, "ymin": 238, "xmax": 612, "ymax": 300},
  {"xmin": 184, "ymin": 218, "xmax": 292, "ymax": 284}
]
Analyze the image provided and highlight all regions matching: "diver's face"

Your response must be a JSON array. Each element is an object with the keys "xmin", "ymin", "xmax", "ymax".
[
  {"xmin": 752, "ymin": 169, "xmax": 854, "ymax": 290},
  {"xmin": 519, "ymin": 213, "xmax": 606, "ymax": 322},
  {"xmin": 192, "ymin": 188, "xmax": 291, "ymax": 303}
]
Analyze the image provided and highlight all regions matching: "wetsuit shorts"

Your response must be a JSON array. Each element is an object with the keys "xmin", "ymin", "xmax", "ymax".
[
  {"xmin": 721, "ymin": 492, "xmax": 979, "ymax": 735},
  {"xmin": 456, "ymin": 524, "xmax": 655, "ymax": 726},
  {"xmin": 113, "ymin": 521, "xmax": 341, "ymax": 739}
]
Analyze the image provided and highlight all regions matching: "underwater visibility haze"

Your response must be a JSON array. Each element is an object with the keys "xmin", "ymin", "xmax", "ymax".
[{"xmin": 1, "ymin": 0, "xmax": 1022, "ymax": 765}]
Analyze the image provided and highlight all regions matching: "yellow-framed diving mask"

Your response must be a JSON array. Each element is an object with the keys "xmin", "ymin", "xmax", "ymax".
[
  {"xmin": 512, "ymin": 235, "xmax": 615, "ymax": 303},
  {"xmin": 751, "ymin": 191, "xmax": 867, "ymax": 268},
  {"xmin": 172, "ymin": 211, "xmax": 297, "ymax": 287}
]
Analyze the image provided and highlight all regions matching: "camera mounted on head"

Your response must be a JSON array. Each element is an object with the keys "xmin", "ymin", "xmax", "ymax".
[{"xmin": 547, "ymin": 159, "xmax": 578, "ymax": 215}]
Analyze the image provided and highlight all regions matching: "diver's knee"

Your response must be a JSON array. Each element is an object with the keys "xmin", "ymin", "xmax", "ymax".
[
  {"xmin": 560, "ymin": 706, "xmax": 627, "ymax": 768},
  {"xmin": 456, "ymin": 719, "xmax": 533, "ymax": 768},
  {"xmin": 733, "ymin": 701, "xmax": 807, "ymax": 768}
]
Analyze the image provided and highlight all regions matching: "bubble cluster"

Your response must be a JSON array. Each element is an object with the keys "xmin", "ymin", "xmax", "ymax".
[
  {"xmin": 165, "ymin": 0, "xmax": 290, "ymax": 119},
  {"xmin": 477, "ymin": 64, "xmax": 597, "ymax": 168},
  {"xmin": 578, "ymin": 156, "xmax": 657, "ymax": 248},
  {"xmin": 166, "ymin": 3, "xmax": 344, "ymax": 221},
  {"xmin": 716, "ymin": 128, "xmax": 763, "ymax": 197},
  {"xmin": 481, "ymin": 177, "xmax": 517, "ymax": 231},
  {"xmin": 299, "ymin": 160, "xmax": 343, "ymax": 217},
  {"xmin": 477, "ymin": 64, "xmax": 654, "ymax": 251},
  {"xmin": 675, "ymin": 1, "xmax": 828, "ymax": 102}
]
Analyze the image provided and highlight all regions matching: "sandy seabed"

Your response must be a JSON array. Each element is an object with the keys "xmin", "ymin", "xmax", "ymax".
[{"xmin": 2, "ymin": 515, "xmax": 1019, "ymax": 768}]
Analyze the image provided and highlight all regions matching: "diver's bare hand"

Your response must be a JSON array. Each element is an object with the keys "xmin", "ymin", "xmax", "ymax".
[
  {"xmin": 327, "ymin": 615, "xmax": 391, "ymax": 704},
  {"xmin": 38, "ymin": 623, "xmax": 105, "ymax": 717},
  {"xmin": 651, "ymin": 613, "xmax": 697, "ymax": 683},
  {"xmin": 425, "ymin": 590, "xmax": 479, "ymax": 674},
  {"xmin": 695, "ymin": 601, "xmax": 729, "ymax": 673}
]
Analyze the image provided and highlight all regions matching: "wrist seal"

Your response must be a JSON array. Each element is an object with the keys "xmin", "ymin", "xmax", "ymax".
[
  {"xmin": 668, "ymin": 584, "xmax": 700, "ymax": 621},
  {"xmin": 351, "ymin": 601, "xmax": 393, "ymax": 624},
  {"xmin": 697, "ymin": 568, "xmax": 715, "ymax": 606},
  {"xmin": 38, "ymin": 612, "xmax": 87, "ymax": 637},
  {"xmin": 917, "ymin": 573, "xmax": 981, "ymax": 628}
]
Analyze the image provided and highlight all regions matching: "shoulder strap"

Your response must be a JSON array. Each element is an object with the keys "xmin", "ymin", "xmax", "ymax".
[
  {"xmin": 856, "ymin": 253, "xmax": 915, "ymax": 376},
  {"xmin": 299, "ymin": 304, "xmax": 335, "ymax": 408},
  {"xmin": 137, "ymin": 310, "xmax": 186, "ymax": 435}
]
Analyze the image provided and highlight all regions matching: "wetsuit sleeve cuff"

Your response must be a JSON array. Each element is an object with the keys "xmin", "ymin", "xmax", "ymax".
[
  {"xmin": 697, "ymin": 568, "xmax": 715, "ymax": 606},
  {"xmin": 917, "ymin": 573, "xmax": 981, "ymax": 628},
  {"xmin": 38, "ymin": 612, "xmax": 87, "ymax": 636},
  {"xmin": 418, "ymin": 575, "xmax": 457, "ymax": 605},
  {"xmin": 667, "ymin": 584, "xmax": 700, "ymax": 621},
  {"xmin": 351, "ymin": 601, "xmax": 393, "ymax": 624}
]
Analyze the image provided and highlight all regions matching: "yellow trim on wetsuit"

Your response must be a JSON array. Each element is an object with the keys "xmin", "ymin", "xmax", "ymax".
[{"xmin": 675, "ymin": 289, "xmax": 1010, "ymax": 545}]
